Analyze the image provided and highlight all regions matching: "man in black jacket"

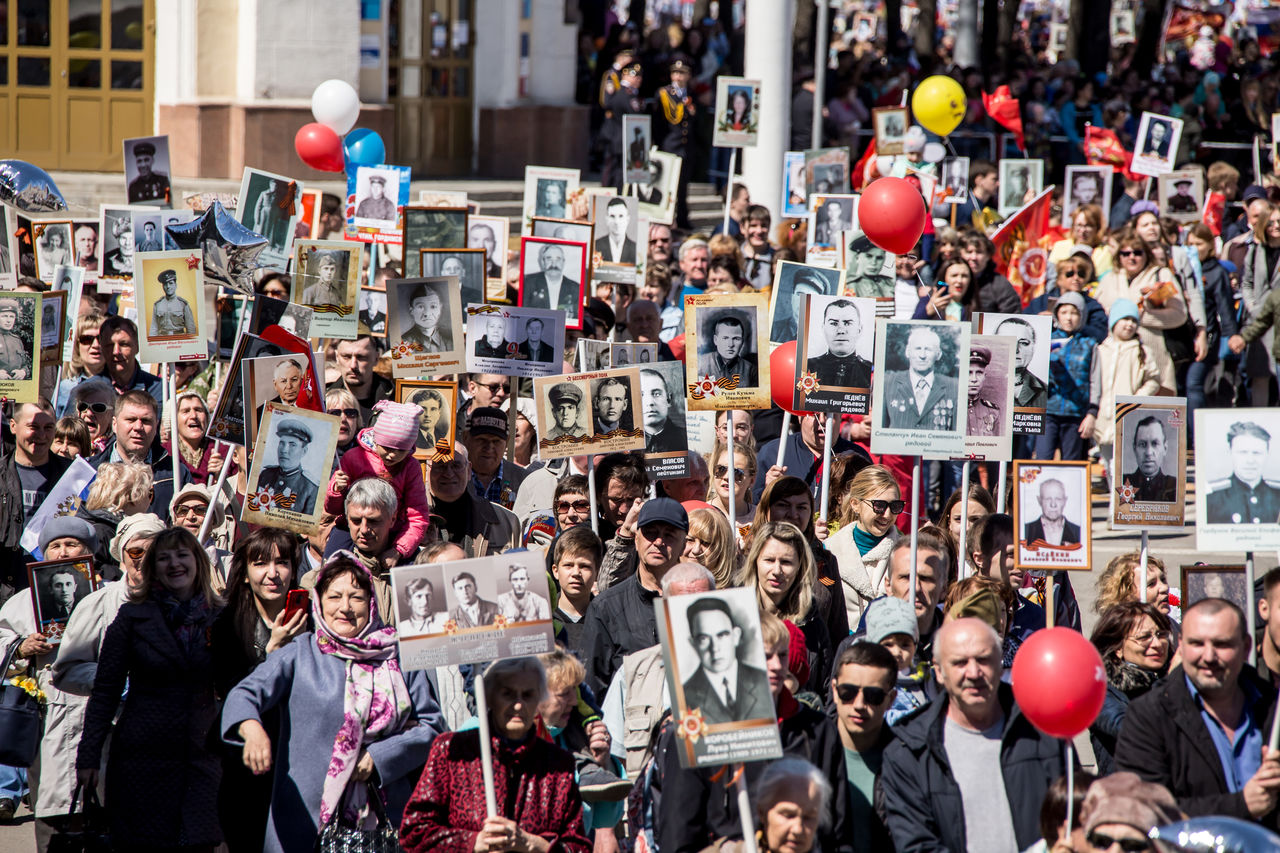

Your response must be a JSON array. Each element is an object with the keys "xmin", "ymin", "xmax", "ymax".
[
  {"xmin": 1115, "ymin": 598, "xmax": 1280, "ymax": 823},
  {"xmin": 87, "ymin": 390, "xmax": 184, "ymax": 522},
  {"xmin": 0, "ymin": 400, "xmax": 71, "ymax": 596}
]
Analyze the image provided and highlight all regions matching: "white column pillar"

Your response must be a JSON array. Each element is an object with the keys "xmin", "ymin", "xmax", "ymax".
[{"xmin": 742, "ymin": 0, "xmax": 795, "ymax": 226}]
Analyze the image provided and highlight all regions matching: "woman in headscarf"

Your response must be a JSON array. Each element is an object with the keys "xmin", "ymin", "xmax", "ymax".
[{"xmin": 221, "ymin": 551, "xmax": 444, "ymax": 853}]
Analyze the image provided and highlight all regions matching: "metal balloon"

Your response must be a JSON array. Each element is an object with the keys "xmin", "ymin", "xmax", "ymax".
[
  {"xmin": 165, "ymin": 202, "xmax": 269, "ymax": 293},
  {"xmin": 1151, "ymin": 817, "xmax": 1280, "ymax": 853},
  {"xmin": 0, "ymin": 160, "xmax": 69, "ymax": 213}
]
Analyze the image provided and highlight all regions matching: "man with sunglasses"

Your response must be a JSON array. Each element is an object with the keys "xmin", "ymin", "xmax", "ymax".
[
  {"xmin": 830, "ymin": 641, "xmax": 898, "ymax": 853},
  {"xmin": 455, "ymin": 373, "xmax": 511, "ymax": 441}
]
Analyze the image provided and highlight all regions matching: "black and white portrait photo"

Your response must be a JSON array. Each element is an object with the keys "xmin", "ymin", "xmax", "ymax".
[
  {"xmin": 544, "ymin": 381, "xmax": 587, "ymax": 441},
  {"xmin": 697, "ymin": 309, "xmax": 759, "ymax": 386},
  {"xmin": 1181, "ymin": 566, "xmax": 1248, "ymax": 615},
  {"xmin": 684, "ymin": 291, "xmax": 771, "ymax": 411},
  {"xmin": 359, "ymin": 288, "xmax": 387, "ymax": 336},
  {"xmin": 33, "ymin": 221, "xmax": 73, "ymax": 283},
  {"xmin": 497, "ymin": 563, "xmax": 553, "ymax": 623},
  {"xmin": 387, "ymin": 276, "xmax": 465, "ymax": 377},
  {"xmin": 236, "ymin": 168, "xmax": 303, "ymax": 266},
  {"xmin": 677, "ymin": 595, "xmax": 772, "ymax": 725},
  {"xmin": 1132, "ymin": 112, "xmax": 1183, "ymax": 177},
  {"xmin": 803, "ymin": 148, "xmax": 850, "ymax": 198},
  {"xmin": 843, "ymin": 233, "xmax": 895, "ymax": 300},
  {"xmin": 941, "ymin": 157, "xmax": 970, "ymax": 204},
  {"xmin": 641, "ymin": 362, "xmax": 688, "ymax": 459},
  {"xmin": 1063, "ymin": 166, "xmax": 1111, "ymax": 226},
  {"xmin": 395, "ymin": 565, "xmax": 449, "ymax": 636},
  {"xmin": 421, "ymin": 248, "xmax": 487, "ymax": 312},
  {"xmin": 590, "ymin": 375, "xmax": 634, "ymax": 434},
  {"xmin": 243, "ymin": 353, "xmax": 309, "ymax": 448},
  {"xmin": 1194, "ymin": 410, "xmax": 1280, "ymax": 551},
  {"xmin": 522, "ymin": 166, "xmax": 580, "ymax": 233},
  {"xmin": 251, "ymin": 295, "xmax": 314, "ymax": 340},
  {"xmin": 1012, "ymin": 460, "xmax": 1092, "ymax": 570},
  {"xmin": 624, "ymin": 114, "xmax": 652, "ymax": 186},
  {"xmin": 964, "ymin": 335, "xmax": 1015, "ymax": 460},
  {"xmin": 592, "ymin": 195, "xmax": 639, "ymax": 269},
  {"xmin": 807, "ymin": 194, "xmax": 857, "ymax": 249},
  {"xmin": 468, "ymin": 215, "xmax": 509, "ymax": 280},
  {"xmin": 769, "ymin": 262, "xmax": 844, "ymax": 343},
  {"xmin": 531, "ymin": 218, "xmax": 592, "ymax": 246},
  {"xmin": 795, "ymin": 295, "xmax": 876, "ymax": 417},
  {"xmin": 518, "ymin": 237, "xmax": 587, "ymax": 329},
  {"xmin": 353, "ymin": 168, "xmax": 401, "ymax": 226},
  {"xmin": 467, "ymin": 305, "xmax": 565, "ymax": 378},
  {"xmin": 133, "ymin": 212, "xmax": 164, "ymax": 253},
  {"xmin": 396, "ymin": 379, "xmax": 457, "ymax": 461},
  {"xmin": 245, "ymin": 404, "xmax": 341, "ymax": 534},
  {"xmin": 630, "ymin": 151, "xmax": 679, "ymax": 226},
  {"xmin": 979, "ymin": 313, "xmax": 1051, "ymax": 430},
  {"xmin": 294, "ymin": 239, "xmax": 359, "ymax": 339},
  {"xmin": 123, "ymin": 134, "xmax": 172, "ymax": 206},
  {"xmin": 1113, "ymin": 398, "xmax": 1188, "ymax": 527},
  {"xmin": 99, "ymin": 206, "xmax": 135, "ymax": 284},
  {"xmin": 209, "ymin": 333, "xmax": 286, "ymax": 447},
  {"xmin": 28, "ymin": 558, "xmax": 95, "ymax": 638},
  {"xmin": 873, "ymin": 106, "xmax": 909, "ymax": 156},
  {"xmin": 998, "ymin": 159, "xmax": 1043, "ymax": 216},
  {"xmin": 40, "ymin": 290, "xmax": 65, "ymax": 362},
  {"xmin": 1158, "ymin": 170, "xmax": 1204, "ymax": 223},
  {"xmin": 535, "ymin": 179, "xmax": 568, "ymax": 219},
  {"xmin": 870, "ymin": 319, "xmax": 969, "ymax": 458},
  {"xmin": 610, "ymin": 343, "xmax": 656, "ymax": 367},
  {"xmin": 72, "ymin": 219, "xmax": 99, "ymax": 276},
  {"xmin": 404, "ymin": 206, "xmax": 469, "ymax": 276}
]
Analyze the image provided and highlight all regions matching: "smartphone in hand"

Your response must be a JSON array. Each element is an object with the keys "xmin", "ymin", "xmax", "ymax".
[{"xmin": 282, "ymin": 589, "xmax": 309, "ymax": 623}]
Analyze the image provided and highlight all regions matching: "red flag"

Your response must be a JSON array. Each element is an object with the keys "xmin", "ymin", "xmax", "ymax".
[
  {"xmin": 992, "ymin": 187, "xmax": 1054, "ymax": 305},
  {"xmin": 851, "ymin": 138, "xmax": 877, "ymax": 192},
  {"xmin": 258, "ymin": 326, "xmax": 326, "ymax": 413},
  {"xmin": 1084, "ymin": 126, "xmax": 1141, "ymax": 181},
  {"xmin": 1203, "ymin": 190, "xmax": 1226, "ymax": 236},
  {"xmin": 982, "ymin": 86, "xmax": 1024, "ymax": 153}
]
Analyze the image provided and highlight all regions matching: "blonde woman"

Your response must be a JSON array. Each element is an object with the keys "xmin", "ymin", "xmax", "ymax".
[
  {"xmin": 706, "ymin": 439, "xmax": 758, "ymax": 530},
  {"xmin": 1094, "ymin": 551, "xmax": 1172, "ymax": 617},
  {"xmin": 683, "ymin": 507, "xmax": 736, "ymax": 587},
  {"xmin": 826, "ymin": 465, "xmax": 903, "ymax": 628},
  {"xmin": 56, "ymin": 310, "xmax": 107, "ymax": 415},
  {"xmin": 77, "ymin": 462, "xmax": 153, "ymax": 570}
]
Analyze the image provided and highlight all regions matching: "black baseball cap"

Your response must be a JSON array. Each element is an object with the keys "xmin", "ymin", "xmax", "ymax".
[{"xmin": 636, "ymin": 497, "xmax": 689, "ymax": 532}]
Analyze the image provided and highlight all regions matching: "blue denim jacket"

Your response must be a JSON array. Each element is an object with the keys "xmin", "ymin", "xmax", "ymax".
[{"xmin": 1047, "ymin": 328, "xmax": 1097, "ymax": 417}]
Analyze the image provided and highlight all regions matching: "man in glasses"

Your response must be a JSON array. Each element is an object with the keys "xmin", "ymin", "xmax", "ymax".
[
  {"xmin": 882, "ymin": 617, "xmax": 1065, "ymax": 852},
  {"xmin": 456, "ymin": 373, "xmax": 511, "ymax": 441},
  {"xmin": 425, "ymin": 442, "xmax": 520, "ymax": 556},
  {"xmin": 680, "ymin": 597, "xmax": 772, "ymax": 726},
  {"xmin": 830, "ymin": 641, "xmax": 898, "ymax": 852}
]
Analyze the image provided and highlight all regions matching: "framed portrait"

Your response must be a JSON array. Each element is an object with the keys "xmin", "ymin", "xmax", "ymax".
[
  {"xmin": 591, "ymin": 195, "xmax": 641, "ymax": 283},
  {"xmin": 386, "ymin": 276, "xmax": 466, "ymax": 378},
  {"xmin": 870, "ymin": 318, "xmax": 970, "ymax": 458},
  {"xmin": 769, "ymin": 261, "xmax": 844, "ymax": 345},
  {"xmin": 468, "ymin": 214, "xmax": 510, "ymax": 286},
  {"xmin": 208, "ymin": 332, "xmax": 287, "ymax": 447},
  {"xmin": 629, "ymin": 149, "xmax": 680, "ymax": 226},
  {"xmin": 393, "ymin": 551, "xmax": 556, "ymax": 671},
  {"xmin": 0, "ymin": 206, "xmax": 16, "ymax": 287},
  {"xmin": 70, "ymin": 219, "xmax": 100, "ymax": 280},
  {"xmin": 1049, "ymin": 22, "xmax": 1068, "ymax": 53},
  {"xmin": 251, "ymin": 294, "xmax": 314, "ymax": 340},
  {"xmin": 531, "ymin": 217, "xmax": 593, "ymax": 245},
  {"xmin": 941, "ymin": 157, "xmax": 970, "ymax": 204},
  {"xmin": 403, "ymin": 206, "xmax": 470, "ymax": 276},
  {"xmin": 657, "ymin": 586, "xmax": 783, "ymax": 768},
  {"xmin": 1012, "ymin": 460, "xmax": 1093, "ymax": 570},
  {"xmin": 466, "ymin": 304, "xmax": 566, "ymax": 378},
  {"xmin": 1131, "ymin": 112, "xmax": 1183, "ymax": 178},
  {"xmin": 236, "ymin": 167, "xmax": 304, "ymax": 267},
  {"xmin": 963, "ymin": 335, "xmax": 1015, "ymax": 461},
  {"xmin": 242, "ymin": 352, "xmax": 316, "ymax": 450},
  {"xmin": 852, "ymin": 12, "xmax": 877, "ymax": 41},
  {"xmin": 32, "ymin": 220, "xmax": 74, "ymax": 284},
  {"xmin": 640, "ymin": 360, "xmax": 690, "ymax": 480},
  {"xmin": 1181, "ymin": 565, "xmax": 1248, "ymax": 614},
  {"xmin": 803, "ymin": 147, "xmax": 850, "ymax": 198},
  {"xmin": 297, "ymin": 188, "xmax": 323, "ymax": 240},
  {"xmin": 843, "ymin": 230, "xmax": 897, "ymax": 312},
  {"xmin": 292, "ymin": 239, "xmax": 361, "ymax": 339},
  {"xmin": 0, "ymin": 291, "xmax": 41, "ymax": 403},
  {"xmin": 976, "ymin": 313, "xmax": 1051, "ymax": 434},
  {"xmin": 533, "ymin": 368, "xmax": 645, "ymax": 460},
  {"xmin": 517, "ymin": 237, "xmax": 588, "ymax": 330},
  {"xmin": 1157, "ymin": 169, "xmax": 1204, "ymax": 223},
  {"xmin": 244, "ymin": 402, "xmax": 340, "ymax": 534},
  {"xmin": 795, "ymin": 294, "xmax": 876, "ymax": 415},
  {"xmin": 998, "ymin": 159, "xmax": 1044, "ymax": 216},
  {"xmin": 418, "ymin": 189, "xmax": 469, "ymax": 207},
  {"xmin": 577, "ymin": 338, "xmax": 611, "ymax": 372},
  {"xmin": 623, "ymin": 115, "xmax": 652, "ymax": 186},
  {"xmin": 27, "ymin": 557, "xmax": 96, "ymax": 643},
  {"xmin": 522, "ymin": 165, "xmax": 581, "ymax": 234},
  {"xmin": 358, "ymin": 287, "xmax": 388, "ymax": 337},
  {"xmin": 136, "ymin": 250, "xmax": 207, "ymax": 363},
  {"xmin": 51, "ymin": 265, "xmax": 85, "ymax": 362},
  {"xmin": 610, "ymin": 343, "xmax": 657, "ymax": 368},
  {"xmin": 806, "ymin": 193, "xmax": 858, "ymax": 262},
  {"xmin": 684, "ymin": 291, "xmax": 771, "ymax": 411},
  {"xmin": 1194, "ymin": 408, "xmax": 1280, "ymax": 551},
  {"xmin": 1111, "ymin": 9, "xmax": 1136, "ymax": 44},
  {"xmin": 39, "ymin": 289, "xmax": 67, "ymax": 367},
  {"xmin": 1112, "ymin": 396, "xmax": 1187, "ymax": 529},
  {"xmin": 98, "ymin": 205, "xmax": 141, "ymax": 291},
  {"xmin": 395, "ymin": 379, "xmax": 459, "ymax": 462},
  {"xmin": 420, "ymin": 247, "xmax": 487, "ymax": 314},
  {"xmin": 1063, "ymin": 166, "xmax": 1112, "ymax": 227},
  {"xmin": 345, "ymin": 164, "xmax": 411, "ymax": 244},
  {"xmin": 873, "ymin": 106, "xmax": 909, "ymax": 156},
  {"xmin": 713, "ymin": 76, "xmax": 761, "ymax": 148},
  {"xmin": 132, "ymin": 210, "xmax": 165, "ymax": 254},
  {"xmin": 782, "ymin": 151, "xmax": 808, "ymax": 218},
  {"xmin": 123, "ymin": 134, "xmax": 172, "ymax": 207}
]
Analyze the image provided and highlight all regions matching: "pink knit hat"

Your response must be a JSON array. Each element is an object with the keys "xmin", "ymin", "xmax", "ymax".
[{"xmin": 371, "ymin": 400, "xmax": 422, "ymax": 450}]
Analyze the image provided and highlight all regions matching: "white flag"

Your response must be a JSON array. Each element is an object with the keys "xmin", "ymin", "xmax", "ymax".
[{"xmin": 21, "ymin": 457, "xmax": 97, "ymax": 557}]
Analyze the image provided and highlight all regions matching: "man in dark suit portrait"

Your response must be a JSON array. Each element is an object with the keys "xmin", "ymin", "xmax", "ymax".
[
  {"xmin": 474, "ymin": 315, "xmax": 510, "ymax": 358},
  {"xmin": 594, "ymin": 197, "xmax": 637, "ymax": 264},
  {"xmin": 592, "ymin": 376, "xmax": 633, "ymax": 434},
  {"xmin": 450, "ymin": 571, "xmax": 500, "ymax": 628},
  {"xmin": 681, "ymin": 597, "xmax": 772, "ymax": 725},
  {"xmin": 516, "ymin": 317, "xmax": 554, "ymax": 362},
  {"xmin": 881, "ymin": 325, "xmax": 958, "ymax": 430},
  {"xmin": 696, "ymin": 314, "xmax": 758, "ymax": 385},
  {"xmin": 809, "ymin": 299, "xmax": 872, "ymax": 388},
  {"xmin": 641, "ymin": 368, "xmax": 684, "ymax": 453},
  {"xmin": 1023, "ymin": 478, "xmax": 1080, "ymax": 545},
  {"xmin": 256, "ymin": 416, "xmax": 321, "ymax": 515},
  {"xmin": 522, "ymin": 243, "xmax": 581, "ymax": 323},
  {"xmin": 1142, "ymin": 119, "xmax": 1171, "ymax": 159},
  {"xmin": 637, "ymin": 158, "xmax": 665, "ymax": 205},
  {"xmin": 469, "ymin": 223, "xmax": 503, "ymax": 278},
  {"xmin": 996, "ymin": 316, "xmax": 1047, "ymax": 410},
  {"xmin": 1123, "ymin": 415, "xmax": 1176, "ymax": 502},
  {"xmin": 44, "ymin": 566, "xmax": 80, "ymax": 622},
  {"xmin": 402, "ymin": 283, "xmax": 452, "ymax": 353}
]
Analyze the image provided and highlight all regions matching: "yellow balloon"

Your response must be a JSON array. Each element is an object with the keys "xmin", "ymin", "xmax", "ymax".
[{"xmin": 912, "ymin": 75, "xmax": 967, "ymax": 138}]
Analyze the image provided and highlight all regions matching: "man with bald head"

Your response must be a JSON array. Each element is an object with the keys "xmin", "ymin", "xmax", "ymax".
[
  {"xmin": 881, "ymin": 325, "xmax": 959, "ymax": 430},
  {"xmin": 881, "ymin": 617, "xmax": 1064, "ymax": 852}
]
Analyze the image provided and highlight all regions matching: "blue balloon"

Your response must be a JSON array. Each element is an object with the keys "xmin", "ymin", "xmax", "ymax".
[
  {"xmin": 1151, "ymin": 817, "xmax": 1280, "ymax": 853},
  {"xmin": 343, "ymin": 128, "xmax": 386, "ymax": 170}
]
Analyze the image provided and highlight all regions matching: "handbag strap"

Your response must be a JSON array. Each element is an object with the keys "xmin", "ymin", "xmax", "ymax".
[
  {"xmin": 69, "ymin": 782, "xmax": 102, "ymax": 818},
  {"xmin": 0, "ymin": 638, "xmax": 28, "ymax": 680}
]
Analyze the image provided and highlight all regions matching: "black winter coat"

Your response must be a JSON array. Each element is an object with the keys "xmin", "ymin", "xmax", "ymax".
[{"xmin": 879, "ymin": 684, "xmax": 1065, "ymax": 852}]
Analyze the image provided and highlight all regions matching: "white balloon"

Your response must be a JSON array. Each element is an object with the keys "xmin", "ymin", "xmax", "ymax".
[
  {"xmin": 923, "ymin": 142, "xmax": 946, "ymax": 163},
  {"xmin": 874, "ymin": 155, "xmax": 895, "ymax": 175},
  {"xmin": 311, "ymin": 79, "xmax": 361, "ymax": 136}
]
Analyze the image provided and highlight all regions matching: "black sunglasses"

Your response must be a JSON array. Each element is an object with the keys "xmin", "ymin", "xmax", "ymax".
[
  {"xmin": 863, "ymin": 499, "xmax": 906, "ymax": 516},
  {"xmin": 335, "ymin": 408, "xmax": 360, "ymax": 418},
  {"xmin": 76, "ymin": 401, "xmax": 109, "ymax": 414},
  {"xmin": 834, "ymin": 683, "xmax": 889, "ymax": 705},
  {"xmin": 1086, "ymin": 832, "xmax": 1149, "ymax": 852},
  {"xmin": 1060, "ymin": 268, "xmax": 1081, "ymax": 278},
  {"xmin": 713, "ymin": 464, "xmax": 747, "ymax": 481},
  {"xmin": 483, "ymin": 382, "xmax": 510, "ymax": 395}
]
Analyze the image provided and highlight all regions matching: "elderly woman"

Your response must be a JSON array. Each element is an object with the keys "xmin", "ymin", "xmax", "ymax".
[
  {"xmin": 400, "ymin": 656, "xmax": 590, "ymax": 853},
  {"xmin": 1088, "ymin": 601, "xmax": 1174, "ymax": 776},
  {"xmin": 66, "ymin": 376, "xmax": 115, "ymax": 453},
  {"xmin": 222, "ymin": 552, "xmax": 443, "ymax": 853},
  {"xmin": 826, "ymin": 465, "xmax": 903, "ymax": 628},
  {"xmin": 167, "ymin": 390, "xmax": 227, "ymax": 485},
  {"xmin": 56, "ymin": 310, "xmax": 107, "ymax": 415},
  {"xmin": 721, "ymin": 758, "xmax": 832, "ymax": 853},
  {"xmin": 326, "ymin": 387, "xmax": 363, "ymax": 461},
  {"xmin": 76, "ymin": 461, "xmax": 153, "ymax": 574},
  {"xmin": 76, "ymin": 527, "xmax": 225, "ymax": 852}
]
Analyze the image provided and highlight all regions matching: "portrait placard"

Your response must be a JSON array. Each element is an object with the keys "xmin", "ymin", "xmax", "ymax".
[
  {"xmin": 998, "ymin": 159, "xmax": 1044, "ymax": 216},
  {"xmin": 794, "ymin": 294, "xmax": 875, "ymax": 415},
  {"xmin": 27, "ymin": 557, "xmax": 96, "ymax": 644},
  {"xmin": 976, "ymin": 312, "xmax": 1051, "ymax": 434},
  {"xmin": 243, "ymin": 402, "xmax": 340, "ymax": 534},
  {"xmin": 404, "ymin": 206, "xmax": 469, "ymax": 276},
  {"xmin": 345, "ymin": 164, "xmax": 411, "ymax": 244},
  {"xmin": 640, "ymin": 360, "xmax": 690, "ymax": 480},
  {"xmin": 358, "ymin": 287, "xmax": 387, "ymax": 337},
  {"xmin": 842, "ymin": 229, "xmax": 897, "ymax": 314},
  {"xmin": 250, "ymin": 294, "xmax": 313, "ymax": 340},
  {"xmin": 803, "ymin": 147, "xmax": 850, "ymax": 198},
  {"xmin": 292, "ymin": 239, "xmax": 361, "ymax": 339},
  {"xmin": 32, "ymin": 220, "xmax": 73, "ymax": 284},
  {"xmin": 870, "ymin": 319, "xmax": 969, "ymax": 458},
  {"xmin": 1112, "ymin": 396, "xmax": 1187, "ymax": 529},
  {"xmin": 1131, "ymin": 112, "xmax": 1183, "ymax": 178},
  {"xmin": 395, "ymin": 379, "xmax": 458, "ymax": 462},
  {"xmin": 1013, "ymin": 460, "xmax": 1092, "ymax": 571},
  {"xmin": 98, "ymin": 204, "xmax": 151, "ymax": 292},
  {"xmin": 40, "ymin": 289, "xmax": 67, "ymax": 367},
  {"xmin": 468, "ymin": 214, "xmax": 510, "ymax": 286},
  {"xmin": 941, "ymin": 158, "xmax": 970, "ymax": 204},
  {"xmin": 51, "ymin": 265, "xmax": 84, "ymax": 362},
  {"xmin": 782, "ymin": 151, "xmax": 808, "ymax": 218},
  {"xmin": 0, "ymin": 206, "xmax": 16, "ymax": 287},
  {"xmin": 1063, "ymin": 166, "xmax": 1112, "ymax": 227},
  {"xmin": 963, "ymin": 335, "xmax": 1015, "ymax": 461},
  {"xmin": 684, "ymin": 291, "xmax": 771, "ymax": 412},
  {"xmin": 629, "ymin": 150, "xmax": 680, "ymax": 226},
  {"xmin": 610, "ymin": 343, "xmax": 657, "ymax": 367},
  {"xmin": 522, "ymin": 166, "xmax": 581, "ymax": 234},
  {"xmin": 873, "ymin": 106, "xmax": 909, "ymax": 155},
  {"xmin": 242, "ymin": 352, "xmax": 316, "ymax": 450},
  {"xmin": 531, "ymin": 217, "xmax": 593, "ymax": 246},
  {"xmin": 713, "ymin": 76, "xmax": 761, "ymax": 148},
  {"xmin": 1111, "ymin": 9, "xmax": 1136, "ymax": 44},
  {"xmin": 517, "ymin": 237, "xmax": 588, "ymax": 330},
  {"xmin": 386, "ymin": 276, "xmax": 466, "ymax": 378},
  {"xmin": 208, "ymin": 332, "xmax": 287, "ymax": 447},
  {"xmin": 418, "ymin": 189, "xmax": 469, "ymax": 207},
  {"xmin": 591, "ymin": 195, "xmax": 641, "ymax": 284},
  {"xmin": 533, "ymin": 368, "xmax": 645, "ymax": 459},
  {"xmin": 394, "ymin": 551, "xmax": 556, "ymax": 670},
  {"xmin": 656, "ymin": 587, "xmax": 783, "ymax": 769},
  {"xmin": 1181, "ymin": 565, "xmax": 1248, "ymax": 615},
  {"xmin": 1194, "ymin": 408, "xmax": 1280, "ymax": 551},
  {"xmin": 466, "ymin": 304, "xmax": 566, "ymax": 378},
  {"xmin": 136, "ymin": 250, "xmax": 207, "ymax": 363},
  {"xmin": 0, "ymin": 291, "xmax": 41, "ymax": 403},
  {"xmin": 236, "ymin": 167, "xmax": 304, "ymax": 267},
  {"xmin": 420, "ymin": 247, "xmax": 487, "ymax": 314},
  {"xmin": 806, "ymin": 193, "xmax": 857, "ymax": 266},
  {"xmin": 623, "ymin": 115, "xmax": 652, "ymax": 185},
  {"xmin": 1157, "ymin": 169, "xmax": 1203, "ymax": 223},
  {"xmin": 578, "ymin": 338, "xmax": 611, "ymax": 372},
  {"xmin": 123, "ymin": 134, "xmax": 172, "ymax": 206}
]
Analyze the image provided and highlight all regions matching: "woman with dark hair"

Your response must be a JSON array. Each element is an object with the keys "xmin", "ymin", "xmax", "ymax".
[
  {"xmin": 706, "ymin": 253, "xmax": 747, "ymax": 293},
  {"xmin": 940, "ymin": 483, "xmax": 996, "ymax": 579},
  {"xmin": 1088, "ymin": 601, "xmax": 1174, "ymax": 775},
  {"xmin": 914, "ymin": 258, "xmax": 977, "ymax": 321},
  {"xmin": 76, "ymin": 526, "xmax": 225, "ymax": 852},
  {"xmin": 212, "ymin": 528, "xmax": 308, "ymax": 851}
]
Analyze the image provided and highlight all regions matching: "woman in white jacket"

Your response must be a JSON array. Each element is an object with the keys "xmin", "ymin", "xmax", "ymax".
[{"xmin": 825, "ymin": 465, "xmax": 903, "ymax": 629}]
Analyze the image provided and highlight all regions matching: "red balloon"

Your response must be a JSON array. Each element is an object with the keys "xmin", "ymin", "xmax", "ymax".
[
  {"xmin": 769, "ymin": 341, "xmax": 813, "ymax": 416},
  {"xmin": 859, "ymin": 177, "xmax": 927, "ymax": 255},
  {"xmin": 1011, "ymin": 627, "xmax": 1107, "ymax": 739},
  {"xmin": 682, "ymin": 500, "xmax": 713, "ymax": 514},
  {"xmin": 294, "ymin": 123, "xmax": 344, "ymax": 172}
]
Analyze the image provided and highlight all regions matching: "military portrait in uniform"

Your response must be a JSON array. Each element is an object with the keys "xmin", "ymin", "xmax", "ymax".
[
  {"xmin": 684, "ymin": 290, "xmax": 771, "ymax": 411},
  {"xmin": 522, "ymin": 166, "xmax": 580, "ymax": 234},
  {"xmin": 245, "ymin": 403, "xmax": 340, "ymax": 534},
  {"xmin": 137, "ymin": 250, "xmax": 206, "ymax": 363},
  {"xmin": 353, "ymin": 170, "xmax": 401, "ymax": 227},
  {"xmin": 236, "ymin": 167, "xmax": 304, "ymax": 267},
  {"xmin": 629, "ymin": 151, "xmax": 680, "ymax": 227},
  {"xmin": 1012, "ymin": 460, "xmax": 1092, "ymax": 570},
  {"xmin": 696, "ymin": 310, "xmax": 759, "ymax": 386},
  {"xmin": 292, "ymin": 239, "xmax": 360, "ymax": 339},
  {"xmin": 1158, "ymin": 169, "xmax": 1204, "ymax": 223},
  {"xmin": 963, "ymin": 335, "xmax": 1015, "ymax": 461},
  {"xmin": 623, "ymin": 114, "xmax": 652, "ymax": 186},
  {"xmin": 518, "ymin": 237, "xmax": 588, "ymax": 329},
  {"xmin": 1113, "ymin": 399, "xmax": 1187, "ymax": 528},
  {"xmin": 123, "ymin": 135, "xmax": 172, "ymax": 207},
  {"xmin": 542, "ymin": 381, "xmax": 588, "ymax": 443},
  {"xmin": 806, "ymin": 193, "xmax": 857, "ymax": 256},
  {"xmin": 1063, "ymin": 166, "xmax": 1112, "ymax": 227},
  {"xmin": 98, "ymin": 206, "xmax": 138, "ymax": 288},
  {"xmin": 27, "ymin": 557, "xmax": 95, "ymax": 640},
  {"xmin": 712, "ymin": 76, "xmax": 761, "ymax": 149},
  {"xmin": 421, "ymin": 247, "xmax": 487, "ymax": 314},
  {"xmin": 795, "ymin": 294, "xmax": 876, "ymax": 416},
  {"xmin": 468, "ymin": 215, "xmax": 509, "ymax": 284},
  {"xmin": 1195, "ymin": 410, "xmax": 1280, "ymax": 550},
  {"xmin": 395, "ymin": 379, "xmax": 458, "ymax": 462},
  {"xmin": 979, "ymin": 313, "xmax": 1051, "ymax": 433},
  {"xmin": 871, "ymin": 319, "xmax": 969, "ymax": 458},
  {"xmin": 640, "ymin": 362, "xmax": 689, "ymax": 477},
  {"xmin": 39, "ymin": 289, "xmax": 66, "ymax": 367},
  {"xmin": 843, "ymin": 233, "xmax": 895, "ymax": 302},
  {"xmin": 998, "ymin": 158, "xmax": 1043, "ymax": 216},
  {"xmin": 387, "ymin": 276, "xmax": 465, "ymax": 378},
  {"xmin": 872, "ymin": 106, "xmax": 909, "ymax": 156},
  {"xmin": 403, "ymin": 206, "xmax": 469, "ymax": 276},
  {"xmin": 0, "ymin": 293, "xmax": 39, "ymax": 402},
  {"xmin": 33, "ymin": 221, "xmax": 73, "ymax": 284},
  {"xmin": 1181, "ymin": 565, "xmax": 1249, "ymax": 616}
]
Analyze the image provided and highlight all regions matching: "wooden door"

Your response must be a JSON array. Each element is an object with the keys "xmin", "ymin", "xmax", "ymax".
[{"xmin": 389, "ymin": 0, "xmax": 474, "ymax": 175}]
